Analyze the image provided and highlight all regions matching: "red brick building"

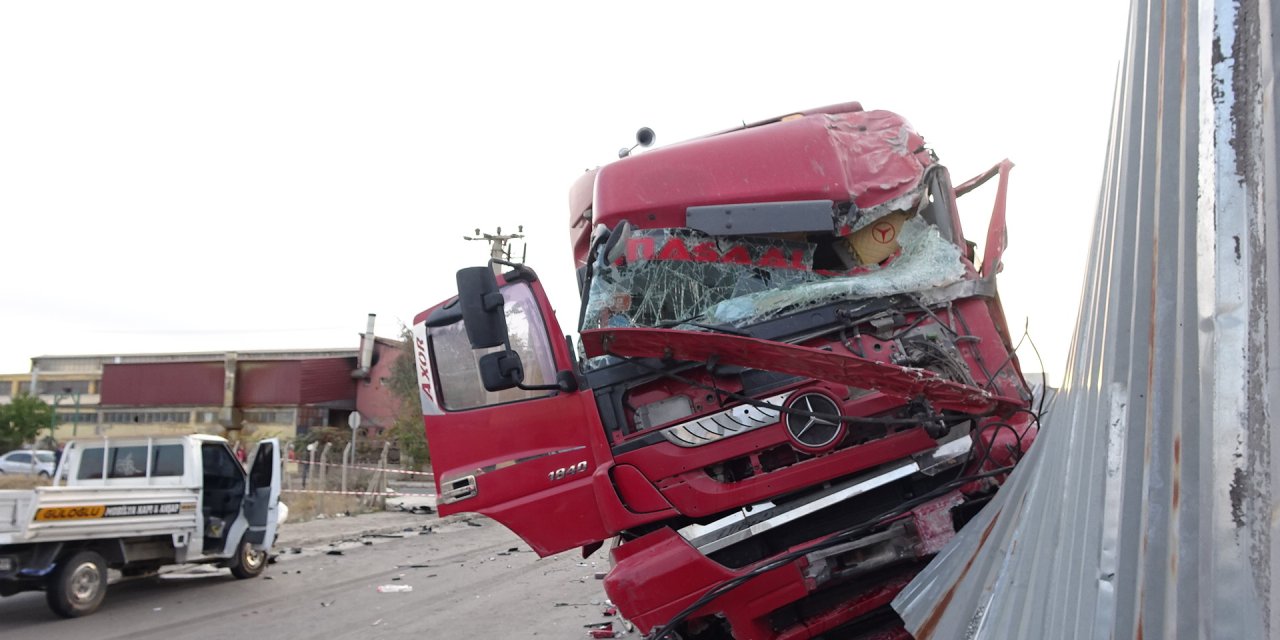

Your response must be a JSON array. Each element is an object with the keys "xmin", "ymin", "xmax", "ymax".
[{"xmin": 16, "ymin": 316, "xmax": 404, "ymax": 443}]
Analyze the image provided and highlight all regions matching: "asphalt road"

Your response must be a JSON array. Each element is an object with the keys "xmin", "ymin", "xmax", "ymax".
[{"xmin": 0, "ymin": 518, "xmax": 624, "ymax": 639}]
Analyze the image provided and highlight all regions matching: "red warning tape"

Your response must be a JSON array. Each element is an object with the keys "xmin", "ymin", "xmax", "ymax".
[
  {"xmin": 290, "ymin": 460, "xmax": 434, "ymax": 477},
  {"xmin": 281, "ymin": 488, "xmax": 437, "ymax": 498}
]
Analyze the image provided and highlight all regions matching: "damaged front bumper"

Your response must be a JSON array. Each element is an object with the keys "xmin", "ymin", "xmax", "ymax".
[{"xmin": 604, "ymin": 440, "xmax": 977, "ymax": 639}]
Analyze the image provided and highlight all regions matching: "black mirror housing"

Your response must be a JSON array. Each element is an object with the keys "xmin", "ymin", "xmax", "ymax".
[
  {"xmin": 479, "ymin": 350, "xmax": 524, "ymax": 392},
  {"xmin": 425, "ymin": 299, "xmax": 463, "ymax": 328},
  {"xmin": 456, "ymin": 267, "xmax": 508, "ymax": 349}
]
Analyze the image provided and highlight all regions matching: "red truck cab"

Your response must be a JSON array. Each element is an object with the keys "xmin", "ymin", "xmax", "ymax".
[{"xmin": 414, "ymin": 103, "xmax": 1035, "ymax": 639}]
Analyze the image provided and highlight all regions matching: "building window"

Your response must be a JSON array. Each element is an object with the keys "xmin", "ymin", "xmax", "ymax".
[
  {"xmin": 243, "ymin": 409, "xmax": 295, "ymax": 425},
  {"xmin": 101, "ymin": 411, "xmax": 192, "ymax": 424},
  {"xmin": 54, "ymin": 412, "xmax": 98, "ymax": 424},
  {"xmin": 40, "ymin": 380, "xmax": 92, "ymax": 395},
  {"xmin": 297, "ymin": 407, "xmax": 328, "ymax": 427}
]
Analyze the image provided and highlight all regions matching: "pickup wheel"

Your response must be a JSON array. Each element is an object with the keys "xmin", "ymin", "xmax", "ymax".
[
  {"xmin": 46, "ymin": 550, "xmax": 108, "ymax": 618},
  {"xmin": 228, "ymin": 535, "xmax": 267, "ymax": 579}
]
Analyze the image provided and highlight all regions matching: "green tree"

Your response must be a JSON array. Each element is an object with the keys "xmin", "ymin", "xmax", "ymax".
[
  {"xmin": 0, "ymin": 394, "xmax": 53, "ymax": 452},
  {"xmin": 388, "ymin": 326, "xmax": 429, "ymax": 469}
]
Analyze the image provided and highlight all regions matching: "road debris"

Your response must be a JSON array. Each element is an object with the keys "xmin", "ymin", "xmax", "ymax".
[
  {"xmin": 377, "ymin": 584, "xmax": 414, "ymax": 593},
  {"xmin": 396, "ymin": 504, "xmax": 436, "ymax": 515}
]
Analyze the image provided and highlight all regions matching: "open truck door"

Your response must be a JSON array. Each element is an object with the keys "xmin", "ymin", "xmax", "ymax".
[
  {"xmin": 413, "ymin": 267, "xmax": 610, "ymax": 556},
  {"xmin": 243, "ymin": 438, "xmax": 281, "ymax": 551}
]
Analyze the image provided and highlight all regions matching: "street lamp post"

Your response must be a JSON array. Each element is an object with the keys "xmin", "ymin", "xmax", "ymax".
[
  {"xmin": 70, "ymin": 389, "xmax": 81, "ymax": 437},
  {"xmin": 49, "ymin": 387, "xmax": 83, "ymax": 440}
]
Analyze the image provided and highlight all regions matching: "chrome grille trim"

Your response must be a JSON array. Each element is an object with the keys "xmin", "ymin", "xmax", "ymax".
[{"xmin": 659, "ymin": 392, "xmax": 791, "ymax": 448}]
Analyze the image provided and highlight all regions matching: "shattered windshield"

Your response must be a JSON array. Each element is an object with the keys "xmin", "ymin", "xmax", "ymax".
[{"xmin": 581, "ymin": 216, "xmax": 967, "ymax": 332}]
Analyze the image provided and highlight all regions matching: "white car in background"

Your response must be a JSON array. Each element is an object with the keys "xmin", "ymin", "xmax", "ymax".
[{"xmin": 0, "ymin": 450, "xmax": 56, "ymax": 477}]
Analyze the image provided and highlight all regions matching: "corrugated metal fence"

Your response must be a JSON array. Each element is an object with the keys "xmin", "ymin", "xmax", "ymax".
[{"xmin": 892, "ymin": 0, "xmax": 1278, "ymax": 637}]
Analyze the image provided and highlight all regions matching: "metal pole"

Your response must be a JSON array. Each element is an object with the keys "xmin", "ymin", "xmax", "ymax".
[
  {"xmin": 48, "ymin": 393, "xmax": 64, "ymax": 444},
  {"xmin": 306, "ymin": 446, "xmax": 316, "ymax": 489},
  {"xmin": 283, "ymin": 439, "xmax": 293, "ymax": 492},
  {"xmin": 361, "ymin": 443, "xmax": 390, "ymax": 508},
  {"xmin": 377, "ymin": 443, "xmax": 391, "ymax": 510},
  {"xmin": 318, "ymin": 442, "xmax": 332, "ymax": 514},
  {"xmin": 71, "ymin": 391, "xmax": 81, "ymax": 438},
  {"xmin": 463, "ymin": 226, "xmax": 525, "ymax": 275},
  {"xmin": 341, "ymin": 442, "xmax": 351, "ymax": 494}
]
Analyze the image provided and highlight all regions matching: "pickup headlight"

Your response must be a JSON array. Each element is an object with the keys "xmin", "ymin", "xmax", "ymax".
[{"xmin": 0, "ymin": 557, "xmax": 15, "ymax": 573}]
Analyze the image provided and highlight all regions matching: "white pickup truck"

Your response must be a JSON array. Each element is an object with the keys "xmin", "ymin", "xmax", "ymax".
[{"xmin": 0, "ymin": 434, "xmax": 283, "ymax": 617}]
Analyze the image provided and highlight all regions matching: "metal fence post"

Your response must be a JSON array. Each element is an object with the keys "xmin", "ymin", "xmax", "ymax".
[
  {"xmin": 283, "ymin": 439, "xmax": 293, "ymax": 492},
  {"xmin": 378, "ymin": 442, "xmax": 391, "ymax": 509},
  {"xmin": 341, "ymin": 441, "xmax": 351, "ymax": 494},
  {"xmin": 306, "ymin": 446, "xmax": 316, "ymax": 490},
  {"xmin": 318, "ymin": 442, "xmax": 332, "ymax": 514}
]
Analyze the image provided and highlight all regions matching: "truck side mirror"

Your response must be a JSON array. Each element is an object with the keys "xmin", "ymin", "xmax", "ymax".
[
  {"xmin": 456, "ymin": 267, "xmax": 508, "ymax": 349},
  {"xmin": 478, "ymin": 350, "xmax": 524, "ymax": 391}
]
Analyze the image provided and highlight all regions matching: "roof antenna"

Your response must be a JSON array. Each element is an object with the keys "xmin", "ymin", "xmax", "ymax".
[{"xmin": 618, "ymin": 127, "xmax": 656, "ymax": 158}]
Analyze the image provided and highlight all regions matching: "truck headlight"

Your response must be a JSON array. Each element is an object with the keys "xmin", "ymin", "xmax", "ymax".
[{"xmin": 0, "ymin": 557, "xmax": 15, "ymax": 573}]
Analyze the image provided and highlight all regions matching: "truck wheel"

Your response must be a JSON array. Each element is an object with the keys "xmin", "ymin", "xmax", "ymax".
[
  {"xmin": 46, "ymin": 550, "xmax": 108, "ymax": 618},
  {"xmin": 228, "ymin": 536, "xmax": 267, "ymax": 579}
]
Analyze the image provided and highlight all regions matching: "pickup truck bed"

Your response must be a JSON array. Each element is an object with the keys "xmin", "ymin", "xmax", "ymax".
[{"xmin": 0, "ymin": 486, "xmax": 199, "ymax": 546}]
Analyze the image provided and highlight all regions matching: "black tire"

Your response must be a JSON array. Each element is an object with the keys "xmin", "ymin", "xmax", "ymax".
[
  {"xmin": 228, "ymin": 535, "xmax": 267, "ymax": 579},
  {"xmin": 46, "ymin": 550, "xmax": 108, "ymax": 618}
]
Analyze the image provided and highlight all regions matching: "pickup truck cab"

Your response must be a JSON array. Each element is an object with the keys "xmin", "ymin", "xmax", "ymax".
[{"xmin": 0, "ymin": 434, "xmax": 283, "ymax": 617}]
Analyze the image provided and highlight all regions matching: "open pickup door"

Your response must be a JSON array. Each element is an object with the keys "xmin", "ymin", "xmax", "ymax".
[
  {"xmin": 413, "ymin": 269, "xmax": 610, "ymax": 557},
  {"xmin": 243, "ymin": 438, "xmax": 281, "ymax": 551}
]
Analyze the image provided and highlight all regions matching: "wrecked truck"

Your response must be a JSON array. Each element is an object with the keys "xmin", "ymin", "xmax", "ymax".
[{"xmin": 413, "ymin": 102, "xmax": 1037, "ymax": 639}]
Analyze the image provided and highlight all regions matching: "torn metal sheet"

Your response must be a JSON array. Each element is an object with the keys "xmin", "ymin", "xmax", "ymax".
[
  {"xmin": 579, "ymin": 328, "xmax": 1010, "ymax": 414},
  {"xmin": 892, "ymin": 0, "xmax": 1280, "ymax": 637}
]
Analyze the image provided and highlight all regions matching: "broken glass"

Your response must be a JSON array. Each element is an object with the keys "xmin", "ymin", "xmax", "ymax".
[{"xmin": 581, "ymin": 216, "xmax": 966, "ymax": 333}]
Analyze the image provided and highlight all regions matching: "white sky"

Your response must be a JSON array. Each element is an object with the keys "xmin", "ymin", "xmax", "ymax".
[{"xmin": 0, "ymin": 1, "xmax": 1128, "ymax": 385}]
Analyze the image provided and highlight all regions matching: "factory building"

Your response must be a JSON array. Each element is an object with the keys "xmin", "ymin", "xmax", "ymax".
[{"xmin": 0, "ymin": 315, "xmax": 403, "ymax": 443}]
